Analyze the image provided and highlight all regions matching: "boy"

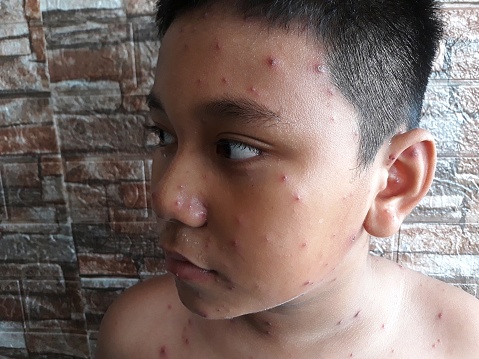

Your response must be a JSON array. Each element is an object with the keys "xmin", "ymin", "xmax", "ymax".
[{"xmin": 96, "ymin": 0, "xmax": 479, "ymax": 358}]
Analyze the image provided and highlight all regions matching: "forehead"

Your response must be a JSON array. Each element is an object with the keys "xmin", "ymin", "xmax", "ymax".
[{"xmin": 155, "ymin": 7, "xmax": 358, "ymax": 135}]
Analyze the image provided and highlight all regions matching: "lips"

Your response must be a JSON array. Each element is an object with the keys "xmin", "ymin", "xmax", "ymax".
[{"xmin": 163, "ymin": 250, "xmax": 216, "ymax": 282}]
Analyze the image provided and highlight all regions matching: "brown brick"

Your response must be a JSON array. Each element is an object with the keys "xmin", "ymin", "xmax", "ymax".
[
  {"xmin": 0, "ymin": 232, "xmax": 75, "ymax": 262},
  {"xmin": 40, "ymin": 155, "xmax": 64, "ymax": 177},
  {"xmin": 65, "ymin": 159, "xmax": 145, "ymax": 183},
  {"xmin": 67, "ymin": 183, "xmax": 108, "ymax": 223},
  {"xmin": 2, "ymin": 162, "xmax": 40, "ymax": 188},
  {"xmin": 78, "ymin": 254, "xmax": 137, "ymax": 276},
  {"xmin": 25, "ymin": 332, "xmax": 89, "ymax": 358},
  {"xmin": 121, "ymin": 182, "xmax": 147, "ymax": 209},
  {"xmin": 0, "ymin": 55, "xmax": 49, "ymax": 92},
  {"xmin": 24, "ymin": 0, "xmax": 41, "ymax": 20},
  {"xmin": 29, "ymin": 24, "xmax": 46, "ymax": 62},
  {"xmin": 57, "ymin": 114, "xmax": 146, "ymax": 153},
  {"xmin": 0, "ymin": 126, "xmax": 58, "ymax": 155},
  {"xmin": 0, "ymin": 97, "xmax": 52, "ymax": 127},
  {"xmin": 0, "ymin": 295, "xmax": 24, "ymax": 321},
  {"xmin": 49, "ymin": 44, "xmax": 135, "ymax": 87}
]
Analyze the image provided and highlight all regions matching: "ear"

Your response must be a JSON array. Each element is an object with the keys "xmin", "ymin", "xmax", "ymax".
[{"xmin": 363, "ymin": 128, "xmax": 436, "ymax": 238}]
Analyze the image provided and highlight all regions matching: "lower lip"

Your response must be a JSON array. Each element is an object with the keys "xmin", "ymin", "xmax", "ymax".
[{"xmin": 165, "ymin": 257, "xmax": 216, "ymax": 282}]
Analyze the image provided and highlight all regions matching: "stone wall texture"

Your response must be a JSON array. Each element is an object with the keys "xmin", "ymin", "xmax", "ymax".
[{"xmin": 0, "ymin": 0, "xmax": 478, "ymax": 357}]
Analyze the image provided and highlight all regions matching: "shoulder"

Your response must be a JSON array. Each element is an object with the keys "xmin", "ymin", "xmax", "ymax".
[
  {"xmin": 95, "ymin": 274, "xmax": 187, "ymax": 359},
  {"xmin": 410, "ymin": 272, "xmax": 479, "ymax": 357}
]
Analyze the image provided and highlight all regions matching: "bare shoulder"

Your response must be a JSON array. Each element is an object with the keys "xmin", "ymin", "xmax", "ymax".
[
  {"xmin": 408, "ymin": 269, "xmax": 479, "ymax": 357},
  {"xmin": 95, "ymin": 274, "xmax": 188, "ymax": 359}
]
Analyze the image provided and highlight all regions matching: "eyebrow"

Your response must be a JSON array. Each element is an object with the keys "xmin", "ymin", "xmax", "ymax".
[
  {"xmin": 201, "ymin": 97, "xmax": 281, "ymax": 126},
  {"xmin": 146, "ymin": 92, "xmax": 282, "ymax": 125}
]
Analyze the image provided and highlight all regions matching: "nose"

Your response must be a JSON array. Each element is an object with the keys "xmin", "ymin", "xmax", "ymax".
[{"xmin": 151, "ymin": 154, "xmax": 208, "ymax": 228}]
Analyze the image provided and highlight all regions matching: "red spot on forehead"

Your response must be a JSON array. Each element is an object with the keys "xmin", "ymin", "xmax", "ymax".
[
  {"xmin": 314, "ymin": 63, "xmax": 325, "ymax": 74},
  {"xmin": 248, "ymin": 86, "xmax": 259, "ymax": 96},
  {"xmin": 267, "ymin": 56, "xmax": 279, "ymax": 68}
]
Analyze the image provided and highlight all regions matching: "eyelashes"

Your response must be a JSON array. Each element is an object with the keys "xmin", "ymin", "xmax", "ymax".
[{"xmin": 145, "ymin": 125, "xmax": 263, "ymax": 160}]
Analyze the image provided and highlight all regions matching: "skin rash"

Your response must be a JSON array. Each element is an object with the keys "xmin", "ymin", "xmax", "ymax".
[{"xmin": 95, "ymin": 6, "xmax": 479, "ymax": 359}]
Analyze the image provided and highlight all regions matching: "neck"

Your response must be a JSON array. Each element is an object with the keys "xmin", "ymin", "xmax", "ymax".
[{"xmin": 202, "ymin": 232, "xmax": 405, "ymax": 357}]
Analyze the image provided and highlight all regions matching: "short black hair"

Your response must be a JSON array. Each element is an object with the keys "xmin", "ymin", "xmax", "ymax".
[{"xmin": 155, "ymin": 0, "xmax": 443, "ymax": 169}]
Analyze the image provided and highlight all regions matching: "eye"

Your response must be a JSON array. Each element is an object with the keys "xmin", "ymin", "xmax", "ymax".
[
  {"xmin": 145, "ymin": 125, "xmax": 176, "ymax": 147},
  {"xmin": 216, "ymin": 140, "xmax": 262, "ymax": 160}
]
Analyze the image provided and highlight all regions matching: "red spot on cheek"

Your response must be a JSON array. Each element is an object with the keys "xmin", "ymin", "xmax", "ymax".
[
  {"xmin": 196, "ymin": 79, "xmax": 202, "ymax": 86},
  {"xmin": 437, "ymin": 312, "xmax": 443, "ymax": 319},
  {"xmin": 215, "ymin": 41, "xmax": 222, "ymax": 51},
  {"xmin": 221, "ymin": 77, "xmax": 228, "ymax": 85},
  {"xmin": 303, "ymin": 280, "xmax": 313, "ymax": 286},
  {"xmin": 230, "ymin": 239, "xmax": 239, "ymax": 248},
  {"xmin": 159, "ymin": 346, "xmax": 168, "ymax": 357},
  {"xmin": 167, "ymin": 304, "xmax": 172, "ymax": 310},
  {"xmin": 281, "ymin": 175, "xmax": 288, "ymax": 182},
  {"xmin": 301, "ymin": 242, "xmax": 308, "ymax": 248}
]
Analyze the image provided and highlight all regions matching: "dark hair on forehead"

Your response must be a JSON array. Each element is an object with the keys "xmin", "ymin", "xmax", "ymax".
[{"xmin": 155, "ymin": 0, "xmax": 444, "ymax": 169}]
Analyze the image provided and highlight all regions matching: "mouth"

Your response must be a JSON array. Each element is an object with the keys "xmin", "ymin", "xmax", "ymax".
[{"xmin": 163, "ymin": 250, "xmax": 217, "ymax": 282}]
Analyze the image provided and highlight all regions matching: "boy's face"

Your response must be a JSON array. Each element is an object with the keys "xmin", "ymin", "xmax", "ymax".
[{"xmin": 150, "ymin": 8, "xmax": 383, "ymax": 318}]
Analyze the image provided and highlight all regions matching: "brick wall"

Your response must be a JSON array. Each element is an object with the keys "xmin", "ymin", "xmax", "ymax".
[{"xmin": 0, "ymin": 0, "xmax": 478, "ymax": 357}]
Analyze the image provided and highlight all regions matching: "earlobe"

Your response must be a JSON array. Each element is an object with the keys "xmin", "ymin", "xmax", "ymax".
[{"xmin": 364, "ymin": 129, "xmax": 436, "ymax": 238}]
